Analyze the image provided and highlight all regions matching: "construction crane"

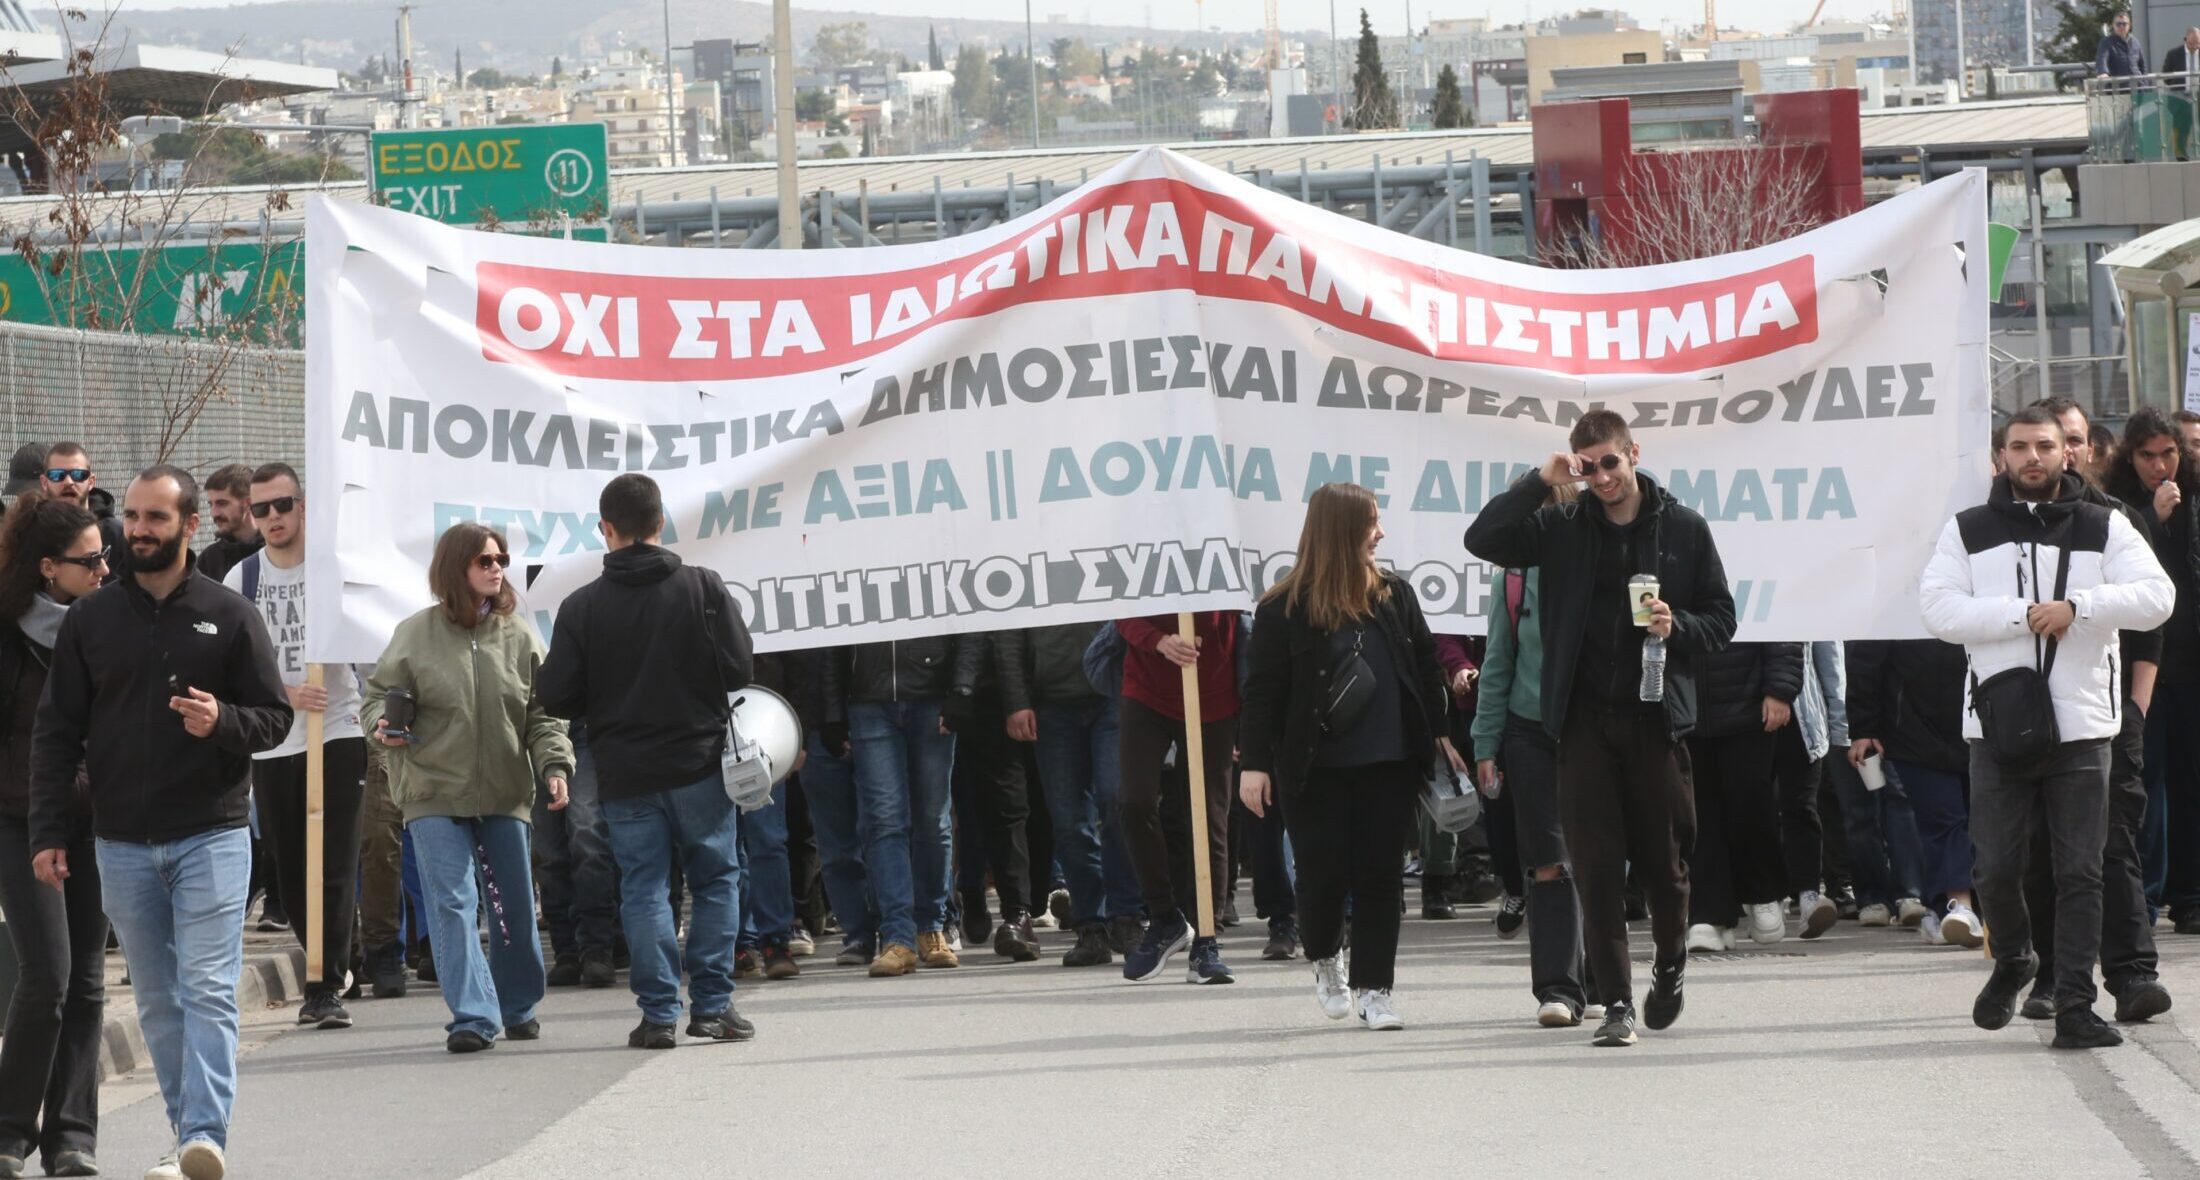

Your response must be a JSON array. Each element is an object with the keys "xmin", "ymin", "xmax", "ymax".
[
  {"xmin": 1265, "ymin": 0, "xmax": 1280, "ymax": 71},
  {"xmin": 1705, "ymin": 0, "xmax": 1717, "ymax": 42},
  {"xmin": 1806, "ymin": 0, "xmax": 1830, "ymax": 23}
]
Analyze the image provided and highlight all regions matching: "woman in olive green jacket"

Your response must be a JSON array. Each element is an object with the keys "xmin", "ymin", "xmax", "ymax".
[{"xmin": 362, "ymin": 522, "xmax": 573, "ymax": 1054}]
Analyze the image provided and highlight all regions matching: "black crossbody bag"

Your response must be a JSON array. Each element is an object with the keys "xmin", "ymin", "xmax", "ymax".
[
  {"xmin": 1323, "ymin": 624, "xmax": 1377, "ymax": 733},
  {"xmin": 1969, "ymin": 537, "xmax": 2071, "ymax": 765}
]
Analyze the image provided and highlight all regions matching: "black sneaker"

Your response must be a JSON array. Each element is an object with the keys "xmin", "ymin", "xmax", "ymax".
[
  {"xmin": 1062, "ymin": 923, "xmax": 1114, "ymax": 967},
  {"xmin": 546, "ymin": 953, "xmax": 583, "ymax": 988},
  {"xmin": 1123, "ymin": 912, "xmax": 1191, "ymax": 982},
  {"xmin": 1495, "ymin": 894, "xmax": 1527, "ymax": 940},
  {"xmin": 1221, "ymin": 895, "xmax": 1241, "ymax": 928},
  {"xmin": 1593, "ymin": 1001, "xmax": 1638, "ymax": 1047},
  {"xmin": 1644, "ymin": 958, "xmax": 1684, "ymax": 1031},
  {"xmin": 993, "ymin": 912, "xmax": 1040, "ymax": 962},
  {"xmin": 345, "ymin": 957, "xmax": 365, "ymax": 1000},
  {"xmin": 961, "ymin": 897, "xmax": 995, "ymax": 947},
  {"xmin": 369, "ymin": 942, "xmax": 409, "ymax": 998},
  {"xmin": 299, "ymin": 990, "xmax": 352, "ymax": 1030},
  {"xmin": 1185, "ymin": 935, "xmax": 1235, "ymax": 984},
  {"xmin": 580, "ymin": 949, "xmax": 616, "ymax": 989},
  {"xmin": 2113, "ymin": 980, "xmax": 2173, "ymax": 1024},
  {"xmin": 2175, "ymin": 910, "xmax": 2200, "ymax": 936},
  {"xmin": 1106, "ymin": 915, "xmax": 1145, "ymax": 955},
  {"xmin": 413, "ymin": 942, "xmax": 438, "ymax": 984},
  {"xmin": 2052, "ymin": 1006, "xmax": 2125, "ymax": 1049},
  {"xmin": 1422, "ymin": 875, "xmax": 1456, "ymax": 920},
  {"xmin": 688, "ymin": 1008, "xmax": 756, "ymax": 1041},
  {"xmin": 1833, "ymin": 887, "xmax": 1861, "ymax": 920},
  {"xmin": 1973, "ymin": 958, "xmax": 2037, "ymax": 1031},
  {"xmin": 628, "ymin": 1020, "xmax": 678, "ymax": 1050},
  {"xmin": 506, "ymin": 1019, "xmax": 541, "ymax": 1041},
  {"xmin": 2021, "ymin": 985, "xmax": 2056, "ymax": 1022},
  {"xmin": 734, "ymin": 948, "xmax": 763, "ymax": 979},
  {"xmin": 447, "ymin": 1029, "xmax": 493, "ymax": 1054},
  {"xmin": 763, "ymin": 944, "xmax": 801, "ymax": 980},
  {"xmin": 1263, "ymin": 918, "xmax": 1299, "ymax": 961}
]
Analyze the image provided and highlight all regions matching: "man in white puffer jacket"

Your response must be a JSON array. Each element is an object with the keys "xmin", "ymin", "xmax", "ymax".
[{"xmin": 1920, "ymin": 406, "xmax": 2173, "ymax": 1052}]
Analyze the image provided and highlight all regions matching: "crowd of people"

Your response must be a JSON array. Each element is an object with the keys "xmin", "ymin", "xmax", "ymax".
[{"xmin": 0, "ymin": 398, "xmax": 2196, "ymax": 1178}]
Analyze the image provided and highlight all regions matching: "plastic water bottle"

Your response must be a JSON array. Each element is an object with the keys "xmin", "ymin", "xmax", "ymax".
[{"xmin": 1639, "ymin": 636, "xmax": 1666, "ymax": 703}]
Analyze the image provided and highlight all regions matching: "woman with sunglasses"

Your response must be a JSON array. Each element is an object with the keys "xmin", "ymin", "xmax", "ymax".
[
  {"xmin": 361, "ymin": 523, "xmax": 573, "ymax": 1054},
  {"xmin": 0, "ymin": 492, "xmax": 107, "ymax": 1177},
  {"xmin": 1239, "ymin": 483, "xmax": 1464, "ymax": 1032}
]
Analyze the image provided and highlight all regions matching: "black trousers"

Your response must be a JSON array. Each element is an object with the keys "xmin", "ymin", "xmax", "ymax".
[
  {"xmin": 1774, "ymin": 726, "xmax": 1825, "ymax": 897},
  {"xmin": 954, "ymin": 712, "xmax": 1035, "ymax": 918},
  {"xmin": 2026, "ymin": 703, "xmax": 2158, "ymax": 998},
  {"xmin": 0, "ymin": 815, "xmax": 103, "ymax": 1165},
  {"xmin": 253, "ymin": 738, "xmax": 369, "ymax": 990},
  {"xmin": 1685, "ymin": 729, "xmax": 1783, "ymax": 924},
  {"xmin": 1118, "ymin": 697, "xmax": 1235, "ymax": 925},
  {"xmin": 1557, "ymin": 702, "xmax": 1695, "ymax": 1005},
  {"xmin": 1284, "ymin": 763, "xmax": 1418, "ymax": 990}
]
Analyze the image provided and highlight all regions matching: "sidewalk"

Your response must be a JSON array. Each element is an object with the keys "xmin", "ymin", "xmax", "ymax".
[{"xmin": 97, "ymin": 925, "xmax": 311, "ymax": 1082}]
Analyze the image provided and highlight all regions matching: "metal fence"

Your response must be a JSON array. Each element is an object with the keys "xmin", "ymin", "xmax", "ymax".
[
  {"xmin": 0, "ymin": 320, "xmax": 306, "ymax": 498},
  {"xmin": 2085, "ymin": 72, "xmax": 2200, "ymax": 162}
]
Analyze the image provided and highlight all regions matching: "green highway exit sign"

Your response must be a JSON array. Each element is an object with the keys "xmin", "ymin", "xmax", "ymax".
[{"xmin": 370, "ymin": 123, "xmax": 608, "ymax": 226}]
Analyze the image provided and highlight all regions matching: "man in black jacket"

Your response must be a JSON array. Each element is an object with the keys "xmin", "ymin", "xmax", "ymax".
[
  {"xmin": 1684, "ymin": 643, "xmax": 1805, "ymax": 950},
  {"xmin": 40, "ymin": 444, "xmax": 122, "ymax": 585},
  {"xmin": 30, "ymin": 465, "xmax": 292, "ymax": 1180},
  {"xmin": 1464, "ymin": 410, "xmax": 1736, "ymax": 1048},
  {"xmin": 818, "ymin": 634, "xmax": 984, "ymax": 975},
  {"xmin": 195, "ymin": 464, "xmax": 262, "ymax": 583},
  {"xmin": 537, "ymin": 473, "xmax": 756, "ymax": 1049}
]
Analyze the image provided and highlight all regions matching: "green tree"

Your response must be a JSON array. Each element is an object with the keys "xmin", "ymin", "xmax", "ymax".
[
  {"xmin": 467, "ymin": 67, "xmax": 513, "ymax": 90},
  {"xmin": 953, "ymin": 45, "xmax": 996, "ymax": 121},
  {"xmin": 1431, "ymin": 63, "xmax": 1467, "ymax": 128},
  {"xmin": 928, "ymin": 25, "xmax": 944, "ymax": 71},
  {"xmin": 822, "ymin": 141, "xmax": 853, "ymax": 158},
  {"xmin": 2046, "ymin": 0, "xmax": 2129, "ymax": 78},
  {"xmin": 796, "ymin": 89, "xmax": 836, "ymax": 121},
  {"xmin": 1351, "ymin": 9, "xmax": 1397, "ymax": 130},
  {"xmin": 810, "ymin": 21, "xmax": 872, "ymax": 69},
  {"xmin": 551, "ymin": 55, "xmax": 564, "ymax": 81}
]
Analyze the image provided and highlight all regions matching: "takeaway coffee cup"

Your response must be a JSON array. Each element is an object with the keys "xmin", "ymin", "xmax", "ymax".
[
  {"xmin": 1859, "ymin": 753, "xmax": 1887, "ymax": 792},
  {"xmin": 382, "ymin": 688, "xmax": 417, "ymax": 742},
  {"xmin": 1628, "ymin": 575, "xmax": 1660, "ymax": 627}
]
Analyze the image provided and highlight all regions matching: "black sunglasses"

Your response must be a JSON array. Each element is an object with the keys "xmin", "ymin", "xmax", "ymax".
[
  {"xmin": 52, "ymin": 546, "xmax": 109, "ymax": 570},
  {"xmin": 249, "ymin": 496, "xmax": 299, "ymax": 518},
  {"xmin": 474, "ymin": 552, "xmax": 513, "ymax": 571},
  {"xmin": 44, "ymin": 468, "xmax": 88, "ymax": 483},
  {"xmin": 1574, "ymin": 454, "xmax": 1625, "ymax": 474}
]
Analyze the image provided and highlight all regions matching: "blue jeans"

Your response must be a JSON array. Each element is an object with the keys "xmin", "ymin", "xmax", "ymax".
[
  {"xmin": 740, "ymin": 781, "xmax": 794, "ymax": 948},
  {"xmin": 533, "ymin": 730, "xmax": 619, "ymax": 956},
  {"xmin": 800, "ymin": 730, "xmax": 877, "ymax": 952},
  {"xmin": 1891, "ymin": 759, "xmax": 1973, "ymax": 909},
  {"xmin": 1034, "ymin": 700, "xmax": 1119, "ymax": 927},
  {"xmin": 848, "ymin": 700, "xmax": 956, "ymax": 950},
  {"xmin": 408, "ymin": 816, "xmax": 544, "ymax": 1040},
  {"xmin": 603, "ymin": 774, "xmax": 742, "ymax": 1026},
  {"xmin": 1826, "ymin": 748, "xmax": 1924, "ymax": 908},
  {"xmin": 97, "ymin": 827, "xmax": 251, "ymax": 1150}
]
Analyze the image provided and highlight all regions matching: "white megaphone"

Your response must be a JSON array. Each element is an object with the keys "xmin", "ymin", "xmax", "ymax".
[
  {"xmin": 720, "ymin": 684, "xmax": 804, "ymax": 813},
  {"xmin": 1419, "ymin": 761, "xmax": 1482, "ymax": 835}
]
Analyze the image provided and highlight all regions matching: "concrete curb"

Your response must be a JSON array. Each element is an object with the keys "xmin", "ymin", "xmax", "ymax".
[{"xmin": 99, "ymin": 944, "xmax": 308, "ymax": 1082}]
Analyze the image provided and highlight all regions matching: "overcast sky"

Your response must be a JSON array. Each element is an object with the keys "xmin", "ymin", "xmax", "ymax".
[{"xmin": 117, "ymin": 0, "xmax": 1889, "ymax": 36}]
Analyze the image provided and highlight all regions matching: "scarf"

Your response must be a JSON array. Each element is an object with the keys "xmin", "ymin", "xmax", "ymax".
[{"xmin": 17, "ymin": 592, "xmax": 66, "ymax": 652}]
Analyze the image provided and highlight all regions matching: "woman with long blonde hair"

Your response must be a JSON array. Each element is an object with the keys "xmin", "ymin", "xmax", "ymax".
[{"xmin": 1238, "ymin": 483, "xmax": 1465, "ymax": 1030}]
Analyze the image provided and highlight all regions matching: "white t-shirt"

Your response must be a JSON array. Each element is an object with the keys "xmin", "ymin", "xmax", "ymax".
[{"xmin": 223, "ymin": 551, "xmax": 364, "ymax": 758}]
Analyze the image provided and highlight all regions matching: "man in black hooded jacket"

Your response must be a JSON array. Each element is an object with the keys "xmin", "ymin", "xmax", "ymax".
[
  {"xmin": 537, "ymin": 473, "xmax": 755, "ymax": 1049},
  {"xmin": 1465, "ymin": 409, "xmax": 1736, "ymax": 1049}
]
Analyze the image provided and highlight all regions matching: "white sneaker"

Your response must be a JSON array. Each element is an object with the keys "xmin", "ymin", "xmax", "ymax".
[
  {"xmin": 1686, "ymin": 923, "xmax": 1723, "ymax": 953},
  {"xmin": 1941, "ymin": 903, "xmax": 1984, "ymax": 948},
  {"xmin": 1583, "ymin": 1003, "xmax": 1607, "ymax": 1022},
  {"xmin": 1858, "ymin": 903, "xmax": 1892, "ymax": 927},
  {"xmin": 145, "ymin": 1153, "xmax": 184, "ymax": 1180},
  {"xmin": 1718, "ymin": 925, "xmax": 1738, "ymax": 951},
  {"xmin": 1356, "ymin": 989, "xmax": 1403, "ymax": 1031},
  {"xmin": 1919, "ymin": 913, "xmax": 1947, "ymax": 946},
  {"xmin": 178, "ymin": 1140, "xmax": 225, "ymax": 1180},
  {"xmin": 1538, "ymin": 1000, "xmax": 1580, "ymax": 1027},
  {"xmin": 1748, "ymin": 902, "xmax": 1787, "ymax": 944},
  {"xmin": 1312, "ymin": 955, "xmax": 1351, "ymax": 1020},
  {"xmin": 1798, "ymin": 890, "xmax": 1837, "ymax": 939},
  {"xmin": 1895, "ymin": 898, "xmax": 1930, "ymax": 928}
]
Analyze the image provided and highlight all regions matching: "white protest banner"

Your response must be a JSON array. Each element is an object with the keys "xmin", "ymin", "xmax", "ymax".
[{"xmin": 305, "ymin": 148, "xmax": 1988, "ymax": 661}]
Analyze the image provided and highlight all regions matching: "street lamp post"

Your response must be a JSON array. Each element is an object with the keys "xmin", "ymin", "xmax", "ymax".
[
  {"xmin": 663, "ymin": 0, "xmax": 681, "ymax": 166},
  {"xmin": 774, "ymin": 0, "xmax": 799, "ymax": 248},
  {"xmin": 1027, "ymin": 0, "xmax": 1041, "ymax": 149}
]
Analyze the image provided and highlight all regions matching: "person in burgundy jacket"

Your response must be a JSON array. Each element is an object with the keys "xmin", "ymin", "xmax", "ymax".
[{"xmin": 1115, "ymin": 610, "xmax": 1241, "ymax": 985}]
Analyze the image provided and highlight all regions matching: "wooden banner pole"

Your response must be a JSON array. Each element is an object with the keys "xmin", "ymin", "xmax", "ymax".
[
  {"xmin": 304, "ymin": 664, "xmax": 325, "ymax": 986},
  {"xmin": 1177, "ymin": 613, "xmax": 1216, "ymax": 939}
]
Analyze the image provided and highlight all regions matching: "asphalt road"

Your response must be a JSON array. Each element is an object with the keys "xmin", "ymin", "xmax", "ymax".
[{"xmin": 88, "ymin": 898, "xmax": 2200, "ymax": 1179}]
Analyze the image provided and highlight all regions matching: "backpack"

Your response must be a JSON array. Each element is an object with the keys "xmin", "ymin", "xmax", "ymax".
[
  {"xmin": 1083, "ymin": 622, "xmax": 1125, "ymax": 698},
  {"xmin": 239, "ymin": 552, "xmax": 263, "ymax": 601}
]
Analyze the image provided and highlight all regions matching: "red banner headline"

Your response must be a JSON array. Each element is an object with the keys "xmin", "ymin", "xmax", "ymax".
[{"xmin": 472, "ymin": 177, "xmax": 1818, "ymax": 381}]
